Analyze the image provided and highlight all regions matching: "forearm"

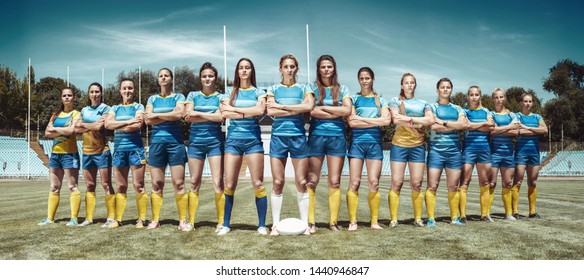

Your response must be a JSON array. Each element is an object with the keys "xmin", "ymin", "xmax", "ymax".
[
  {"xmin": 311, "ymin": 108, "xmax": 337, "ymax": 119},
  {"xmin": 321, "ymin": 105, "xmax": 351, "ymax": 117},
  {"xmin": 222, "ymin": 112, "xmax": 245, "ymax": 119}
]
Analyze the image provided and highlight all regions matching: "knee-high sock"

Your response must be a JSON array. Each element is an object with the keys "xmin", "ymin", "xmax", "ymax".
[
  {"xmin": 223, "ymin": 188, "xmax": 235, "ymax": 228},
  {"xmin": 480, "ymin": 186, "xmax": 490, "ymax": 217},
  {"xmin": 308, "ymin": 187, "xmax": 316, "ymax": 224},
  {"xmin": 528, "ymin": 186, "xmax": 537, "ymax": 215},
  {"xmin": 175, "ymin": 193, "xmax": 188, "ymax": 222},
  {"xmin": 47, "ymin": 192, "xmax": 60, "ymax": 221},
  {"xmin": 368, "ymin": 191, "xmax": 380, "ymax": 225},
  {"xmin": 448, "ymin": 191, "xmax": 460, "ymax": 220},
  {"xmin": 389, "ymin": 190, "xmax": 400, "ymax": 222},
  {"xmin": 297, "ymin": 191, "xmax": 309, "ymax": 223},
  {"xmin": 136, "ymin": 193, "xmax": 148, "ymax": 221},
  {"xmin": 70, "ymin": 191, "xmax": 81, "ymax": 219},
  {"xmin": 255, "ymin": 188, "xmax": 267, "ymax": 228},
  {"xmin": 329, "ymin": 188, "xmax": 341, "ymax": 225},
  {"xmin": 425, "ymin": 190, "xmax": 437, "ymax": 220},
  {"xmin": 511, "ymin": 184, "xmax": 520, "ymax": 214},
  {"xmin": 346, "ymin": 190, "xmax": 359, "ymax": 223},
  {"xmin": 84, "ymin": 192, "xmax": 96, "ymax": 222},
  {"xmin": 270, "ymin": 193, "xmax": 283, "ymax": 227},
  {"xmin": 151, "ymin": 193, "xmax": 163, "ymax": 222},
  {"xmin": 188, "ymin": 191, "xmax": 199, "ymax": 225},
  {"xmin": 412, "ymin": 191, "xmax": 423, "ymax": 222},
  {"xmin": 502, "ymin": 187, "xmax": 512, "ymax": 217},
  {"xmin": 487, "ymin": 187, "xmax": 495, "ymax": 215},
  {"xmin": 105, "ymin": 194, "xmax": 116, "ymax": 220},
  {"xmin": 458, "ymin": 188, "xmax": 468, "ymax": 218},
  {"xmin": 215, "ymin": 192, "xmax": 225, "ymax": 225},
  {"xmin": 114, "ymin": 193, "xmax": 127, "ymax": 222}
]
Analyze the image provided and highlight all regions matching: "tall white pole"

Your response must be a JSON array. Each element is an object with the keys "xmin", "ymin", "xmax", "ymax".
[
  {"xmin": 139, "ymin": 65, "xmax": 142, "ymax": 104},
  {"xmin": 306, "ymin": 24, "xmax": 311, "ymax": 83},
  {"xmin": 172, "ymin": 66, "xmax": 175, "ymax": 92},
  {"xmin": 67, "ymin": 66, "xmax": 70, "ymax": 87},
  {"xmin": 27, "ymin": 58, "xmax": 31, "ymax": 179},
  {"xmin": 101, "ymin": 68, "xmax": 105, "ymax": 103},
  {"xmin": 224, "ymin": 25, "xmax": 228, "ymax": 89}
]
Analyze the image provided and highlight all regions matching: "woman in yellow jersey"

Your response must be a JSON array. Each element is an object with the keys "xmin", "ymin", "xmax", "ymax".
[
  {"xmin": 388, "ymin": 73, "xmax": 434, "ymax": 227},
  {"xmin": 75, "ymin": 82, "xmax": 114, "ymax": 227},
  {"xmin": 306, "ymin": 55, "xmax": 352, "ymax": 233},
  {"xmin": 104, "ymin": 79, "xmax": 147, "ymax": 228},
  {"xmin": 38, "ymin": 87, "xmax": 82, "ymax": 226}
]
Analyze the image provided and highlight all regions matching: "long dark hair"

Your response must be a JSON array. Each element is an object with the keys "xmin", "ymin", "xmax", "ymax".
[
  {"xmin": 229, "ymin": 58, "xmax": 257, "ymax": 105},
  {"xmin": 87, "ymin": 82, "xmax": 103, "ymax": 106},
  {"xmin": 316, "ymin": 55, "xmax": 340, "ymax": 106}
]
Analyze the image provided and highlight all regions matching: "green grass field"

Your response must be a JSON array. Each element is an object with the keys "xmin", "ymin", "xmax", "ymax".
[{"xmin": 1, "ymin": 177, "xmax": 583, "ymax": 260}]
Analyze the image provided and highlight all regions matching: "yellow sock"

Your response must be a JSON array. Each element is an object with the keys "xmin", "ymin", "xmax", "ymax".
[
  {"xmin": 215, "ymin": 192, "xmax": 225, "ymax": 225},
  {"xmin": 114, "ymin": 193, "xmax": 127, "ymax": 222},
  {"xmin": 254, "ymin": 187, "xmax": 267, "ymax": 199},
  {"xmin": 502, "ymin": 188, "xmax": 512, "ymax": 217},
  {"xmin": 411, "ymin": 191, "xmax": 423, "ymax": 222},
  {"xmin": 105, "ymin": 194, "xmax": 116, "ymax": 219},
  {"xmin": 368, "ymin": 191, "xmax": 380, "ymax": 225},
  {"xmin": 175, "ymin": 193, "xmax": 188, "ymax": 222},
  {"xmin": 47, "ymin": 192, "xmax": 60, "ymax": 221},
  {"xmin": 84, "ymin": 192, "xmax": 96, "ymax": 222},
  {"xmin": 151, "ymin": 193, "xmax": 163, "ymax": 222},
  {"xmin": 136, "ymin": 193, "xmax": 148, "ymax": 221},
  {"xmin": 511, "ymin": 184, "xmax": 520, "ymax": 214},
  {"xmin": 458, "ymin": 188, "xmax": 467, "ymax": 218},
  {"xmin": 329, "ymin": 188, "xmax": 341, "ymax": 225},
  {"xmin": 448, "ymin": 191, "xmax": 460, "ymax": 220},
  {"xmin": 308, "ymin": 187, "xmax": 316, "ymax": 224},
  {"xmin": 480, "ymin": 186, "xmax": 490, "ymax": 217},
  {"xmin": 70, "ymin": 191, "xmax": 81, "ymax": 219},
  {"xmin": 528, "ymin": 186, "xmax": 537, "ymax": 215},
  {"xmin": 188, "ymin": 191, "xmax": 199, "ymax": 225},
  {"xmin": 347, "ymin": 190, "xmax": 359, "ymax": 223},
  {"xmin": 389, "ymin": 190, "xmax": 400, "ymax": 222},
  {"xmin": 425, "ymin": 190, "xmax": 436, "ymax": 220},
  {"xmin": 487, "ymin": 187, "xmax": 495, "ymax": 215}
]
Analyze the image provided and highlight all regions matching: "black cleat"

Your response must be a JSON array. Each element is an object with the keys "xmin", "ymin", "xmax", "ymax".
[{"xmin": 528, "ymin": 213, "xmax": 541, "ymax": 219}]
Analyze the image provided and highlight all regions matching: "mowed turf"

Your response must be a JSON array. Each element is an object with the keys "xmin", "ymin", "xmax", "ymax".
[{"xmin": 1, "ymin": 177, "xmax": 583, "ymax": 260}]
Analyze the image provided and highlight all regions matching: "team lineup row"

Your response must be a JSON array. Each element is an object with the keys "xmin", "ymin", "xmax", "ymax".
[{"xmin": 38, "ymin": 54, "xmax": 547, "ymax": 235}]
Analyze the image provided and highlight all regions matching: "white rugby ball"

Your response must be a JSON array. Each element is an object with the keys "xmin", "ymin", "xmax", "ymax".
[{"xmin": 276, "ymin": 218, "xmax": 307, "ymax": 236}]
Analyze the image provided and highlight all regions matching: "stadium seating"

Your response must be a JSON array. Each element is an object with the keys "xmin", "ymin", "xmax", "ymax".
[
  {"xmin": 540, "ymin": 151, "xmax": 584, "ymax": 176},
  {"xmin": 0, "ymin": 136, "xmax": 48, "ymax": 177}
]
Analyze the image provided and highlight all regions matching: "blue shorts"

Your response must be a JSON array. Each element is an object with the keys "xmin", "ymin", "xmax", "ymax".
[
  {"xmin": 390, "ymin": 145, "xmax": 426, "ymax": 163},
  {"xmin": 492, "ymin": 152, "xmax": 515, "ymax": 168},
  {"xmin": 515, "ymin": 153, "xmax": 540, "ymax": 166},
  {"xmin": 308, "ymin": 135, "xmax": 347, "ymax": 157},
  {"xmin": 148, "ymin": 142, "xmax": 187, "ymax": 167},
  {"xmin": 348, "ymin": 142, "xmax": 383, "ymax": 160},
  {"xmin": 427, "ymin": 150, "xmax": 462, "ymax": 169},
  {"xmin": 82, "ymin": 150, "xmax": 112, "ymax": 170},
  {"xmin": 225, "ymin": 137, "xmax": 264, "ymax": 155},
  {"xmin": 463, "ymin": 149, "xmax": 492, "ymax": 165},
  {"xmin": 113, "ymin": 150, "xmax": 147, "ymax": 167},
  {"xmin": 270, "ymin": 135, "xmax": 308, "ymax": 159},
  {"xmin": 188, "ymin": 139, "xmax": 224, "ymax": 159},
  {"xmin": 49, "ymin": 153, "xmax": 80, "ymax": 169}
]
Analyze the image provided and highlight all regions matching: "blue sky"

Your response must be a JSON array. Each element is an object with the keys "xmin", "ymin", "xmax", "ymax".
[{"xmin": 1, "ymin": 0, "xmax": 583, "ymax": 103}]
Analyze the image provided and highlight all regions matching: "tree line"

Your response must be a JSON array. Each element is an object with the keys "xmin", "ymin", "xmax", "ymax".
[{"xmin": 0, "ymin": 59, "xmax": 582, "ymax": 142}]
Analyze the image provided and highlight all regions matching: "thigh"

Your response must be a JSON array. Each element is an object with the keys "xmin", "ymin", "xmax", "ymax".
[
  {"xmin": 49, "ymin": 167, "xmax": 65, "ymax": 192},
  {"xmin": 426, "ymin": 167, "xmax": 443, "ymax": 191},
  {"xmin": 445, "ymin": 168, "xmax": 462, "ymax": 192},
  {"xmin": 224, "ymin": 153, "xmax": 243, "ymax": 190},
  {"xmin": 291, "ymin": 157, "xmax": 309, "ymax": 191},
  {"xmin": 207, "ymin": 155, "xmax": 224, "ymax": 192},
  {"xmin": 188, "ymin": 157, "xmax": 205, "ymax": 190},
  {"xmin": 245, "ymin": 152, "xmax": 265, "ymax": 189},
  {"xmin": 365, "ymin": 159, "xmax": 382, "ymax": 192},
  {"xmin": 349, "ymin": 158, "xmax": 364, "ymax": 191}
]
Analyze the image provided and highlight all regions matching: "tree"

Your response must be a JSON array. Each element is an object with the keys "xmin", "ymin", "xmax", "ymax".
[
  {"xmin": 174, "ymin": 66, "xmax": 198, "ymax": 95},
  {"xmin": 0, "ymin": 66, "xmax": 26, "ymax": 129},
  {"xmin": 33, "ymin": 77, "xmax": 82, "ymax": 130},
  {"xmin": 543, "ymin": 59, "xmax": 584, "ymax": 97}
]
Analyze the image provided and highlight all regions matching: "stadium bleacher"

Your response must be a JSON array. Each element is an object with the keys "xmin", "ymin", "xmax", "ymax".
[
  {"xmin": 540, "ymin": 151, "xmax": 584, "ymax": 176},
  {"xmin": 0, "ymin": 136, "xmax": 48, "ymax": 177}
]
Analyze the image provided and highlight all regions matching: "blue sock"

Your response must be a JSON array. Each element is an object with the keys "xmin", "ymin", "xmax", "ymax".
[
  {"xmin": 256, "ymin": 196, "xmax": 267, "ymax": 228},
  {"xmin": 223, "ymin": 193, "xmax": 234, "ymax": 228}
]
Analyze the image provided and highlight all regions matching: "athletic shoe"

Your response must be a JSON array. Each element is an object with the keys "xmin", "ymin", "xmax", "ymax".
[
  {"xmin": 270, "ymin": 226, "xmax": 279, "ymax": 236},
  {"xmin": 528, "ymin": 213, "xmax": 541, "ymax": 219},
  {"xmin": 505, "ymin": 215, "xmax": 517, "ymax": 221},
  {"xmin": 146, "ymin": 221, "xmax": 160, "ymax": 230},
  {"xmin": 215, "ymin": 224, "xmax": 223, "ymax": 233},
  {"xmin": 178, "ymin": 221, "xmax": 194, "ymax": 232},
  {"xmin": 389, "ymin": 220, "xmax": 399, "ymax": 228},
  {"xmin": 65, "ymin": 218, "xmax": 78, "ymax": 227},
  {"xmin": 108, "ymin": 220, "xmax": 120, "ymax": 228},
  {"xmin": 513, "ymin": 213, "xmax": 521, "ymax": 220},
  {"xmin": 78, "ymin": 220, "xmax": 93, "ymax": 227},
  {"xmin": 329, "ymin": 224, "xmax": 340, "ymax": 232},
  {"xmin": 370, "ymin": 223, "xmax": 383, "ymax": 230},
  {"xmin": 217, "ymin": 227, "xmax": 231, "ymax": 236},
  {"xmin": 257, "ymin": 227, "xmax": 268, "ymax": 235},
  {"xmin": 427, "ymin": 219, "xmax": 437, "ymax": 228},
  {"xmin": 450, "ymin": 217, "xmax": 465, "ymax": 225},
  {"xmin": 413, "ymin": 220, "xmax": 425, "ymax": 227},
  {"xmin": 460, "ymin": 217, "xmax": 468, "ymax": 224},
  {"xmin": 481, "ymin": 216, "xmax": 494, "ymax": 223},
  {"xmin": 308, "ymin": 223, "xmax": 316, "ymax": 234},
  {"xmin": 38, "ymin": 218, "xmax": 54, "ymax": 226},
  {"xmin": 348, "ymin": 222, "xmax": 358, "ymax": 231},
  {"xmin": 101, "ymin": 218, "xmax": 115, "ymax": 228},
  {"xmin": 135, "ymin": 220, "xmax": 145, "ymax": 229}
]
